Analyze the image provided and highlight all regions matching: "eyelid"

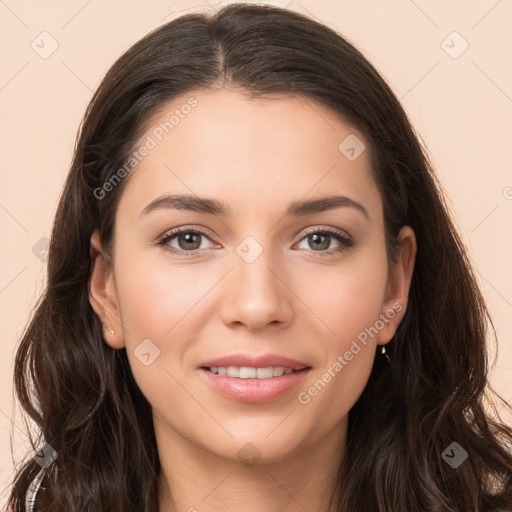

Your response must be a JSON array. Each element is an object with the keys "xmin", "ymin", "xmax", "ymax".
[
  {"xmin": 157, "ymin": 224, "xmax": 216, "ymax": 239},
  {"xmin": 297, "ymin": 224, "xmax": 352, "ymax": 240}
]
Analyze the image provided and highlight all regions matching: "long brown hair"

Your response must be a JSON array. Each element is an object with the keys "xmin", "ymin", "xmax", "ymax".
[{"xmin": 7, "ymin": 3, "xmax": 512, "ymax": 511}]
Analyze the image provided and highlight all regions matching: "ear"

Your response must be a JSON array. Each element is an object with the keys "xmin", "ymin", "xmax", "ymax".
[
  {"xmin": 376, "ymin": 225, "xmax": 417, "ymax": 345},
  {"xmin": 88, "ymin": 230, "xmax": 125, "ymax": 349}
]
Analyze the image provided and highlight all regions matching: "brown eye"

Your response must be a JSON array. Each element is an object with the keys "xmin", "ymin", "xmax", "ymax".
[
  {"xmin": 176, "ymin": 231, "xmax": 202, "ymax": 250},
  {"xmin": 295, "ymin": 227, "xmax": 354, "ymax": 256},
  {"xmin": 307, "ymin": 233, "xmax": 331, "ymax": 251},
  {"xmin": 158, "ymin": 227, "xmax": 217, "ymax": 255}
]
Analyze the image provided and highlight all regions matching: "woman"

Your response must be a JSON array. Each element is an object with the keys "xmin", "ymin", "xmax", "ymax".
[{"xmin": 7, "ymin": 3, "xmax": 512, "ymax": 511}]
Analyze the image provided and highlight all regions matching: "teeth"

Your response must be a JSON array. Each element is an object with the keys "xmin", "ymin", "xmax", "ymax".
[
  {"xmin": 208, "ymin": 366, "xmax": 295, "ymax": 379},
  {"xmin": 239, "ymin": 367, "xmax": 256, "ymax": 378}
]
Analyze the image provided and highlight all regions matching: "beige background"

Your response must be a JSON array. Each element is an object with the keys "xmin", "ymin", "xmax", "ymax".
[{"xmin": 1, "ymin": 0, "xmax": 511, "ymax": 505}]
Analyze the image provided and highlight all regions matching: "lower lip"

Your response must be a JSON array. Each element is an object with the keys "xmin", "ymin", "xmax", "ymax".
[{"xmin": 198, "ymin": 367, "xmax": 311, "ymax": 404}]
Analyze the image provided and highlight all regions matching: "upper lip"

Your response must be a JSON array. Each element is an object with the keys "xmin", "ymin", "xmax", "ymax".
[{"xmin": 200, "ymin": 353, "xmax": 310, "ymax": 371}]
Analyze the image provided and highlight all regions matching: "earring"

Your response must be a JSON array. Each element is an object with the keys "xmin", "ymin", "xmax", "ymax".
[
  {"xmin": 381, "ymin": 345, "xmax": 391, "ymax": 363},
  {"xmin": 103, "ymin": 326, "xmax": 115, "ymax": 335}
]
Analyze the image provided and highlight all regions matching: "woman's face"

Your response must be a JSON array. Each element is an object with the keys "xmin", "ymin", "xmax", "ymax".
[{"xmin": 90, "ymin": 88, "xmax": 415, "ymax": 464}]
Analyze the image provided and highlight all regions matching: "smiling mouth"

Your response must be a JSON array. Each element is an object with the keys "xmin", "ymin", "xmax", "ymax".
[
  {"xmin": 203, "ymin": 366, "xmax": 309, "ymax": 379},
  {"xmin": 199, "ymin": 365, "xmax": 311, "ymax": 403}
]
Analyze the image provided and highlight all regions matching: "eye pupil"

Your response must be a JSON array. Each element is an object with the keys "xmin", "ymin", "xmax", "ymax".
[
  {"xmin": 309, "ymin": 233, "xmax": 330, "ymax": 251},
  {"xmin": 179, "ymin": 232, "xmax": 201, "ymax": 250}
]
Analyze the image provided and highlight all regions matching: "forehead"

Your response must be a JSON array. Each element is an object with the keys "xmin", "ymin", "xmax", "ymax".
[{"xmin": 118, "ymin": 88, "xmax": 382, "ymax": 222}]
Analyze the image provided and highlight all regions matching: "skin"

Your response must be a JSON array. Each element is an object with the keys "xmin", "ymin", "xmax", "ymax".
[{"xmin": 89, "ymin": 88, "xmax": 416, "ymax": 512}]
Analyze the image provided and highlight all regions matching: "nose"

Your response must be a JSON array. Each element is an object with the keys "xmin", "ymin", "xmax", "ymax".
[{"xmin": 218, "ymin": 245, "xmax": 294, "ymax": 332}]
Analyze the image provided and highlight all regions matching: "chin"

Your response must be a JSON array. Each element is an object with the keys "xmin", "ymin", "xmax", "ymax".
[{"xmin": 201, "ymin": 424, "xmax": 311, "ymax": 465}]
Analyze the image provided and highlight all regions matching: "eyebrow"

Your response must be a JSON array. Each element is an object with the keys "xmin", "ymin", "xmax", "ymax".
[{"xmin": 140, "ymin": 193, "xmax": 370, "ymax": 221}]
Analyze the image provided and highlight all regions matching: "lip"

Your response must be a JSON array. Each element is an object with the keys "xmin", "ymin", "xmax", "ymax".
[
  {"xmin": 200, "ymin": 353, "xmax": 309, "ymax": 371},
  {"xmin": 198, "ymin": 353, "xmax": 311, "ymax": 404},
  {"xmin": 198, "ymin": 367, "xmax": 311, "ymax": 404}
]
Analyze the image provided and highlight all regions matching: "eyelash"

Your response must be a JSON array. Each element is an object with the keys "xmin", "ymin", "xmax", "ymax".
[{"xmin": 156, "ymin": 225, "xmax": 354, "ymax": 258}]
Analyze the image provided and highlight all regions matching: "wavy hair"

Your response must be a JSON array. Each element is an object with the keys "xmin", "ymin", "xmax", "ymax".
[{"xmin": 7, "ymin": 3, "xmax": 512, "ymax": 511}]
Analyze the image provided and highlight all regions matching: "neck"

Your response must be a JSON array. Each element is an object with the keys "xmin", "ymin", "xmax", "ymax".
[{"xmin": 156, "ymin": 416, "xmax": 347, "ymax": 512}]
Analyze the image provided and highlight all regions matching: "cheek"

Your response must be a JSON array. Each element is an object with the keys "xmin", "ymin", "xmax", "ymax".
[
  {"xmin": 113, "ymin": 248, "xmax": 210, "ymax": 339},
  {"xmin": 297, "ymin": 343, "xmax": 374, "ymax": 445},
  {"xmin": 292, "ymin": 251, "xmax": 388, "ymax": 419},
  {"xmin": 298, "ymin": 252, "xmax": 389, "ymax": 346},
  {"xmin": 295, "ymin": 278, "xmax": 381, "ymax": 438},
  {"xmin": 113, "ymin": 263, "xmax": 197, "ymax": 422}
]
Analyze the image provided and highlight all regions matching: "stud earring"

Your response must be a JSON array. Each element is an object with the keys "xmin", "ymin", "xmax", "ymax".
[{"xmin": 103, "ymin": 326, "xmax": 115, "ymax": 335}]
